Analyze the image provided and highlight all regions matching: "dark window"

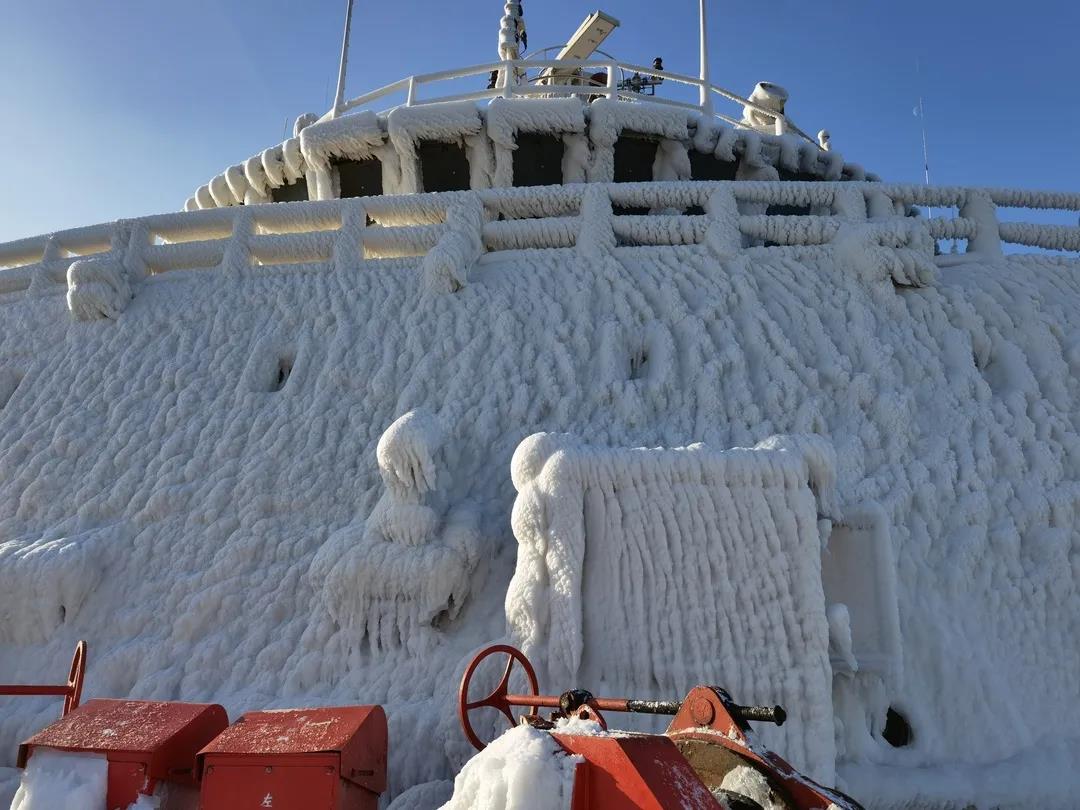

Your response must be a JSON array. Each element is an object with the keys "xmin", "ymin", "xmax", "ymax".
[
  {"xmin": 271, "ymin": 178, "xmax": 308, "ymax": 203},
  {"xmin": 513, "ymin": 133, "xmax": 564, "ymax": 187},
  {"xmin": 337, "ymin": 158, "xmax": 382, "ymax": 198},
  {"xmin": 690, "ymin": 150, "xmax": 738, "ymax": 182},
  {"xmin": 613, "ymin": 132, "xmax": 657, "ymax": 184},
  {"xmin": 419, "ymin": 140, "xmax": 470, "ymax": 192},
  {"xmin": 768, "ymin": 167, "xmax": 813, "ymax": 215}
]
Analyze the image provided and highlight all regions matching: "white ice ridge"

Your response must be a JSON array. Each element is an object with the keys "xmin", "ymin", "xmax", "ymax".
[
  {"xmin": 505, "ymin": 432, "xmax": 837, "ymax": 783},
  {"xmin": 0, "ymin": 181, "xmax": 1078, "ymax": 807},
  {"xmin": 438, "ymin": 724, "xmax": 580, "ymax": 810}
]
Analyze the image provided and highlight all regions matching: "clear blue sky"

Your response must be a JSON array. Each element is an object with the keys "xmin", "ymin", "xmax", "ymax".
[{"xmin": 1, "ymin": 0, "xmax": 1077, "ymax": 242}]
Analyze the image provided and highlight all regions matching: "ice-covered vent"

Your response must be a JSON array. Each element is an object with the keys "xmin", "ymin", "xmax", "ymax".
[
  {"xmin": 742, "ymin": 82, "xmax": 789, "ymax": 133},
  {"xmin": 506, "ymin": 432, "xmax": 837, "ymax": 783},
  {"xmin": 309, "ymin": 409, "xmax": 484, "ymax": 653}
]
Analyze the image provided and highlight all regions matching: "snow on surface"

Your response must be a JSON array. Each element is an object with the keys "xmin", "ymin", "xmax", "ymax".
[
  {"xmin": 437, "ymin": 724, "xmax": 580, "ymax": 810},
  {"xmin": 0, "ymin": 185, "xmax": 1077, "ymax": 808},
  {"xmin": 505, "ymin": 432, "xmax": 837, "ymax": 782},
  {"xmin": 9, "ymin": 749, "xmax": 106, "ymax": 810}
]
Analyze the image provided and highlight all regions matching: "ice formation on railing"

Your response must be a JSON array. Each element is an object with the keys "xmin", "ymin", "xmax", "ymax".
[
  {"xmin": 66, "ymin": 257, "xmax": 132, "ymax": 321},
  {"xmin": 1, "ymin": 181, "xmax": 1079, "ymax": 321}
]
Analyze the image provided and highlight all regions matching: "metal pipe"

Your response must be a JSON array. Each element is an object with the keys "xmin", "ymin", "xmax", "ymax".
[
  {"xmin": 332, "ymin": 0, "xmax": 356, "ymax": 118},
  {"xmin": 699, "ymin": 0, "xmax": 714, "ymax": 117},
  {"xmin": 0, "ymin": 685, "xmax": 72, "ymax": 697}
]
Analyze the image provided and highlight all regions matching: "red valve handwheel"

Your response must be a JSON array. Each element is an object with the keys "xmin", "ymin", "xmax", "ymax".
[
  {"xmin": 458, "ymin": 644, "xmax": 540, "ymax": 750},
  {"xmin": 64, "ymin": 640, "xmax": 87, "ymax": 716}
]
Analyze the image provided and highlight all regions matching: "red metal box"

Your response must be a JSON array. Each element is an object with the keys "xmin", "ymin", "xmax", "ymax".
[
  {"xmin": 196, "ymin": 705, "xmax": 387, "ymax": 810},
  {"xmin": 18, "ymin": 698, "xmax": 228, "ymax": 809}
]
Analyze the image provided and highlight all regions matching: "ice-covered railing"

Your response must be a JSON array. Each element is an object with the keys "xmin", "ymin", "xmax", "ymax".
[
  {"xmin": 321, "ymin": 57, "xmax": 818, "ymax": 145},
  {"xmin": 1, "ymin": 183, "xmax": 1078, "ymax": 310}
]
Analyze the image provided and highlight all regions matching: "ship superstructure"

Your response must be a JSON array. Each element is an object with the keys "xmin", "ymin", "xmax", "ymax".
[{"xmin": 0, "ymin": 4, "xmax": 1079, "ymax": 809}]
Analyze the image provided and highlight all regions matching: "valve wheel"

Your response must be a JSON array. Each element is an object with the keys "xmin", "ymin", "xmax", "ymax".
[
  {"xmin": 64, "ymin": 640, "xmax": 87, "ymax": 716},
  {"xmin": 458, "ymin": 644, "xmax": 540, "ymax": 750}
]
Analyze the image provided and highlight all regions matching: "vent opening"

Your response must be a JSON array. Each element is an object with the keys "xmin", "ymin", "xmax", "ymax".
[
  {"xmin": 272, "ymin": 356, "xmax": 294, "ymax": 392},
  {"xmin": 882, "ymin": 706, "xmax": 912, "ymax": 748},
  {"xmin": 0, "ymin": 370, "xmax": 23, "ymax": 409}
]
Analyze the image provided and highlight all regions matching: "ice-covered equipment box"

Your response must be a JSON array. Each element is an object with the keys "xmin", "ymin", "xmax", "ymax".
[
  {"xmin": 17, "ymin": 698, "xmax": 229, "ymax": 807},
  {"xmin": 196, "ymin": 705, "xmax": 387, "ymax": 810}
]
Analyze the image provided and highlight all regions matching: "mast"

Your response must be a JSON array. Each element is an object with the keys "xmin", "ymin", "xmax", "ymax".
[
  {"xmin": 698, "ymin": 0, "xmax": 713, "ymax": 117},
  {"xmin": 332, "ymin": 0, "xmax": 356, "ymax": 117}
]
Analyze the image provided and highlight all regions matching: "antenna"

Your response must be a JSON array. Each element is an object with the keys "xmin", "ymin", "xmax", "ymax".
[
  {"xmin": 914, "ymin": 58, "xmax": 934, "ymax": 219},
  {"xmin": 332, "ymin": 0, "xmax": 356, "ymax": 117},
  {"xmin": 698, "ymin": 0, "xmax": 713, "ymax": 117}
]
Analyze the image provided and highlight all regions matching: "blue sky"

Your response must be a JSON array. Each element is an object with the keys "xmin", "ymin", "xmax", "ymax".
[{"xmin": 1, "ymin": 0, "xmax": 1077, "ymax": 242}]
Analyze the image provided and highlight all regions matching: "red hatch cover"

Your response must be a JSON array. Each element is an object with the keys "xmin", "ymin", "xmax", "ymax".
[
  {"xmin": 197, "ymin": 706, "xmax": 387, "ymax": 793},
  {"xmin": 18, "ymin": 699, "xmax": 228, "ymax": 782}
]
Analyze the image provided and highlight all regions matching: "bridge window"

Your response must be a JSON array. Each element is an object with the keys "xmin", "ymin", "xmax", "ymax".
[
  {"xmin": 336, "ymin": 158, "xmax": 382, "ymax": 198},
  {"xmin": 613, "ymin": 132, "xmax": 658, "ymax": 184},
  {"xmin": 271, "ymin": 178, "xmax": 308, "ymax": 203},
  {"xmin": 690, "ymin": 151, "xmax": 738, "ymax": 182},
  {"xmin": 766, "ymin": 169, "xmax": 813, "ymax": 216},
  {"xmin": 419, "ymin": 140, "xmax": 470, "ymax": 193},
  {"xmin": 513, "ymin": 133, "xmax": 565, "ymax": 187}
]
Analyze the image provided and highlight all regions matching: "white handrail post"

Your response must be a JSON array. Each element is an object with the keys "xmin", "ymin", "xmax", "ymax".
[
  {"xmin": 501, "ymin": 59, "xmax": 513, "ymax": 98},
  {"xmin": 606, "ymin": 62, "xmax": 617, "ymax": 99},
  {"xmin": 698, "ymin": 0, "xmax": 714, "ymax": 117},
  {"xmin": 331, "ymin": 0, "xmax": 356, "ymax": 118},
  {"xmin": 406, "ymin": 76, "xmax": 416, "ymax": 106}
]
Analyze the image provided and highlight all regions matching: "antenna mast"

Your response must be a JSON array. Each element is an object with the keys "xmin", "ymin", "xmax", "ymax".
[
  {"xmin": 915, "ymin": 59, "xmax": 934, "ymax": 219},
  {"xmin": 332, "ymin": 0, "xmax": 356, "ymax": 117},
  {"xmin": 699, "ymin": 0, "xmax": 713, "ymax": 117}
]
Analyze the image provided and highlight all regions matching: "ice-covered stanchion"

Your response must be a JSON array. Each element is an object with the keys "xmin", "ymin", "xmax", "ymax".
[
  {"xmin": 505, "ymin": 432, "xmax": 839, "ymax": 784},
  {"xmin": 66, "ymin": 256, "xmax": 132, "ymax": 321},
  {"xmin": 422, "ymin": 197, "xmax": 484, "ymax": 293},
  {"xmin": 310, "ymin": 409, "xmax": 483, "ymax": 653}
]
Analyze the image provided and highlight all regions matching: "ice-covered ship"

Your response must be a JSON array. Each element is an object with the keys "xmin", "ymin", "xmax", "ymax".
[{"xmin": 1, "ymin": 2, "xmax": 1079, "ymax": 808}]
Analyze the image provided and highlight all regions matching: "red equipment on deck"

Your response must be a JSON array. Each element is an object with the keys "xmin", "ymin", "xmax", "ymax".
[
  {"xmin": 18, "ymin": 699, "xmax": 228, "ymax": 809},
  {"xmin": 196, "ymin": 706, "xmax": 387, "ymax": 810},
  {"xmin": 458, "ymin": 643, "xmax": 864, "ymax": 810},
  {"xmin": 4, "ymin": 642, "xmax": 389, "ymax": 810}
]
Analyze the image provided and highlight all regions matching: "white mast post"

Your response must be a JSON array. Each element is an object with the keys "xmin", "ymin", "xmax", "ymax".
[
  {"xmin": 698, "ymin": 0, "xmax": 714, "ymax": 118},
  {"xmin": 332, "ymin": 0, "xmax": 356, "ymax": 118}
]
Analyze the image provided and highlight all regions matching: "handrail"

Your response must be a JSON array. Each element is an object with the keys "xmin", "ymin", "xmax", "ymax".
[
  {"xmin": 3, "ymin": 183, "xmax": 1078, "ymax": 293},
  {"xmin": 323, "ymin": 56, "xmax": 814, "ymax": 144}
]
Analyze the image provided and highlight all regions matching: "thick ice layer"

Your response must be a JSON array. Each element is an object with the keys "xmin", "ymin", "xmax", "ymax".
[
  {"xmin": 505, "ymin": 432, "xmax": 837, "ymax": 782},
  {"xmin": 438, "ymin": 725, "xmax": 580, "ymax": 810},
  {"xmin": 10, "ymin": 749, "xmax": 107, "ymax": 810},
  {"xmin": 0, "ymin": 195, "xmax": 1077, "ymax": 807}
]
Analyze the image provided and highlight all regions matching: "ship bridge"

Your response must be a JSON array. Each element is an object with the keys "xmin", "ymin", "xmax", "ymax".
[{"xmin": 186, "ymin": 6, "xmax": 870, "ymax": 214}]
